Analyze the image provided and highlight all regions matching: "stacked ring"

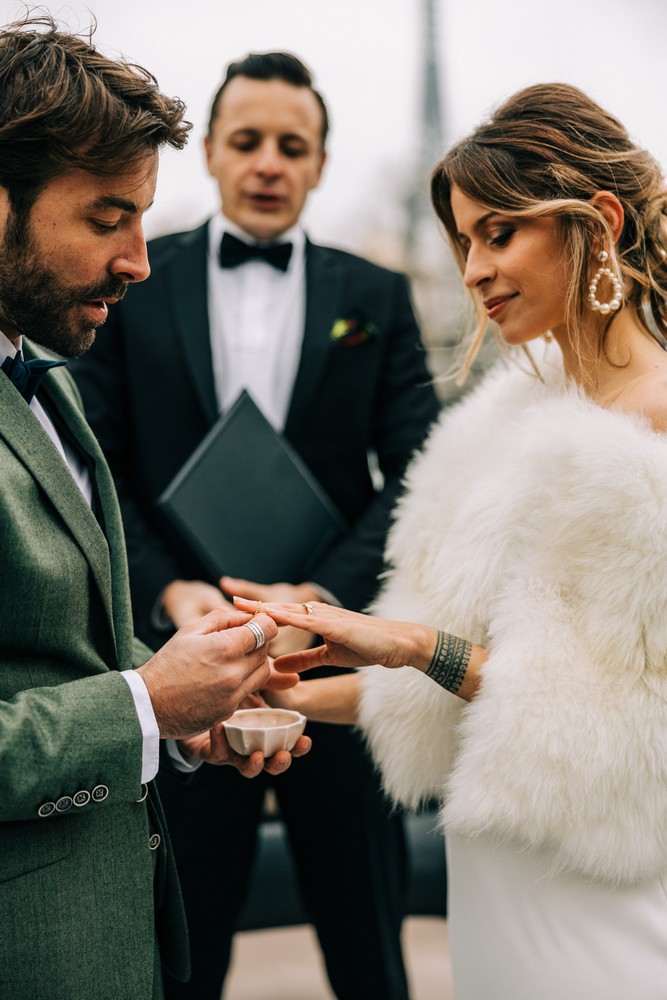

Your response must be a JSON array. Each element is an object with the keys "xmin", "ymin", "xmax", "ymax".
[{"xmin": 244, "ymin": 620, "xmax": 266, "ymax": 649}]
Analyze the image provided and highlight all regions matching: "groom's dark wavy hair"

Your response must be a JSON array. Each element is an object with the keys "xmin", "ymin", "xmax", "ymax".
[
  {"xmin": 0, "ymin": 13, "xmax": 191, "ymax": 215},
  {"xmin": 207, "ymin": 51, "xmax": 330, "ymax": 148}
]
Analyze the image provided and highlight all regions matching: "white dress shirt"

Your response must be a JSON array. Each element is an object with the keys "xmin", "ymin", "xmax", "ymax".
[
  {"xmin": 206, "ymin": 216, "xmax": 340, "ymax": 609},
  {"xmin": 0, "ymin": 330, "xmax": 160, "ymax": 783},
  {"xmin": 208, "ymin": 214, "xmax": 306, "ymax": 430}
]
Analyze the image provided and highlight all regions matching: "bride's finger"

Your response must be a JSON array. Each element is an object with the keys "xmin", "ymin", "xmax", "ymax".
[
  {"xmin": 273, "ymin": 646, "xmax": 329, "ymax": 673},
  {"xmin": 233, "ymin": 596, "xmax": 324, "ymax": 629}
]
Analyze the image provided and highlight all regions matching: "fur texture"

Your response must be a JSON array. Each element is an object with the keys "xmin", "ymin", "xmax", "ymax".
[{"xmin": 359, "ymin": 351, "xmax": 667, "ymax": 886}]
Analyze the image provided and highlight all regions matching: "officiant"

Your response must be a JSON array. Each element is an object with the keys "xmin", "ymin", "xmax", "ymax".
[{"xmin": 73, "ymin": 50, "xmax": 439, "ymax": 1000}]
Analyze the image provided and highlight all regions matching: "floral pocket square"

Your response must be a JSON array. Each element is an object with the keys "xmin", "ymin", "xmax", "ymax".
[{"xmin": 330, "ymin": 315, "xmax": 377, "ymax": 346}]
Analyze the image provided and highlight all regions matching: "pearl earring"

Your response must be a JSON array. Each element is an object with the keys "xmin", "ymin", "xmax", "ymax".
[{"xmin": 588, "ymin": 250, "xmax": 622, "ymax": 315}]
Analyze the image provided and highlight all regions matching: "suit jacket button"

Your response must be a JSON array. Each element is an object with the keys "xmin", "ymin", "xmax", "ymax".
[
  {"xmin": 73, "ymin": 790, "xmax": 91, "ymax": 807},
  {"xmin": 55, "ymin": 795, "xmax": 73, "ymax": 813},
  {"xmin": 37, "ymin": 801, "xmax": 56, "ymax": 818},
  {"xmin": 148, "ymin": 833, "xmax": 161, "ymax": 851},
  {"xmin": 91, "ymin": 784, "xmax": 109, "ymax": 802},
  {"xmin": 135, "ymin": 783, "xmax": 148, "ymax": 803}
]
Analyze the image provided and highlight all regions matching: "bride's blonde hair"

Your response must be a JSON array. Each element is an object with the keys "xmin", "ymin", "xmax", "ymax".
[{"xmin": 431, "ymin": 83, "xmax": 667, "ymax": 383}]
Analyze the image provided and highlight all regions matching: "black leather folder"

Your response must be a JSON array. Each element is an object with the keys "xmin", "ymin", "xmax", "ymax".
[{"xmin": 157, "ymin": 391, "xmax": 347, "ymax": 583}]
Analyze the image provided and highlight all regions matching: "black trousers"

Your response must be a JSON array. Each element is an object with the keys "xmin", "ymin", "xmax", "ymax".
[{"xmin": 159, "ymin": 721, "xmax": 409, "ymax": 1000}]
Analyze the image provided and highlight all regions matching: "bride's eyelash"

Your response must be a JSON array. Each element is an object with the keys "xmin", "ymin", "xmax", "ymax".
[{"xmin": 489, "ymin": 227, "xmax": 514, "ymax": 247}]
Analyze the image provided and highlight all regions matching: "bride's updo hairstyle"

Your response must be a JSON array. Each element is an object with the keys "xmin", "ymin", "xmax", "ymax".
[{"xmin": 431, "ymin": 82, "xmax": 667, "ymax": 382}]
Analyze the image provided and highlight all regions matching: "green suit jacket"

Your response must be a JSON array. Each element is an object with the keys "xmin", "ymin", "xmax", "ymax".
[{"xmin": 0, "ymin": 342, "xmax": 188, "ymax": 999}]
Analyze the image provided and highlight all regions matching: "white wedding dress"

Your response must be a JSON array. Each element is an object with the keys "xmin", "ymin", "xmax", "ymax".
[{"xmin": 446, "ymin": 832, "xmax": 667, "ymax": 1000}]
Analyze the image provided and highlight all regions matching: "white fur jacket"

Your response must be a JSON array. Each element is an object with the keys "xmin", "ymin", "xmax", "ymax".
[{"xmin": 359, "ymin": 349, "xmax": 667, "ymax": 886}]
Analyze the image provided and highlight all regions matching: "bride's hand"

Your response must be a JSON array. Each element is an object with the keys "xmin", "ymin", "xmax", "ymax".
[{"xmin": 232, "ymin": 597, "xmax": 433, "ymax": 674}]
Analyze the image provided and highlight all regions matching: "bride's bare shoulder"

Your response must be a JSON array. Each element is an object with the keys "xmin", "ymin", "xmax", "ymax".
[{"xmin": 612, "ymin": 370, "xmax": 667, "ymax": 433}]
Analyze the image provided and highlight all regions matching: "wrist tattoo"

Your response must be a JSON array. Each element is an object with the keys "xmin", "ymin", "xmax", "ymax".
[{"xmin": 426, "ymin": 631, "xmax": 472, "ymax": 694}]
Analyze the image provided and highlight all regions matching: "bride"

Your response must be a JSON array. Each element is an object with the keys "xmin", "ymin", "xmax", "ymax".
[{"xmin": 236, "ymin": 83, "xmax": 667, "ymax": 999}]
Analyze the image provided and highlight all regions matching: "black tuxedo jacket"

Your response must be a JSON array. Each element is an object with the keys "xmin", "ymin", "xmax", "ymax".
[{"xmin": 74, "ymin": 222, "xmax": 440, "ymax": 649}]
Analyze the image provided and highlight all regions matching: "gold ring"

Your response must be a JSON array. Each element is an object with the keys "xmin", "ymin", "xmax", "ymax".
[
  {"xmin": 303, "ymin": 602, "xmax": 314, "ymax": 617},
  {"xmin": 253, "ymin": 601, "xmax": 262, "ymax": 616}
]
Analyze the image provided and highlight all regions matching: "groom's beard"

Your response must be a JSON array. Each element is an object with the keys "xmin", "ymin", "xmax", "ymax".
[{"xmin": 0, "ymin": 204, "xmax": 127, "ymax": 358}]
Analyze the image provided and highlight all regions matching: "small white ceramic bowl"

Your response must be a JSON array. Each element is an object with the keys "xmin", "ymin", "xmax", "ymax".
[{"xmin": 222, "ymin": 708, "xmax": 307, "ymax": 756}]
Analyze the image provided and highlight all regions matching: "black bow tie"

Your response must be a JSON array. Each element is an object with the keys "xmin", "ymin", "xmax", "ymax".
[
  {"xmin": 1, "ymin": 350, "xmax": 67, "ymax": 403},
  {"xmin": 219, "ymin": 231, "xmax": 292, "ymax": 272}
]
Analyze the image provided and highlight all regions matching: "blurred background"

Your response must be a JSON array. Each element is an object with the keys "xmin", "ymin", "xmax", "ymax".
[{"xmin": 2, "ymin": 0, "xmax": 665, "ymax": 395}]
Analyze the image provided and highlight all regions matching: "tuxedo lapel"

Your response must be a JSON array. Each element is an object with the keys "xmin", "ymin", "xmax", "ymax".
[
  {"xmin": 164, "ymin": 223, "xmax": 218, "ymax": 425},
  {"xmin": 285, "ymin": 242, "xmax": 342, "ymax": 433}
]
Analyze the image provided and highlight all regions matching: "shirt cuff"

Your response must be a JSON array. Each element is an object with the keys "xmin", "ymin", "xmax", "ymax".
[
  {"xmin": 165, "ymin": 739, "xmax": 204, "ymax": 773},
  {"xmin": 120, "ymin": 670, "xmax": 160, "ymax": 783}
]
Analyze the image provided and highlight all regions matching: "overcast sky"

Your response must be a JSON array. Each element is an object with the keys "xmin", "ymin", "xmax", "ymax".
[{"xmin": 1, "ymin": 0, "xmax": 665, "ymax": 249}]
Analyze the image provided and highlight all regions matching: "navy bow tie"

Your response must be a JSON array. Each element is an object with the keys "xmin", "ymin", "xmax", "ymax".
[
  {"xmin": 1, "ymin": 350, "xmax": 67, "ymax": 403},
  {"xmin": 219, "ymin": 231, "xmax": 292, "ymax": 272}
]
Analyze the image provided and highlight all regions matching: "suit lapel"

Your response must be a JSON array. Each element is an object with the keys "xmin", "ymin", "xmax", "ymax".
[
  {"xmin": 285, "ymin": 242, "xmax": 342, "ymax": 434},
  {"xmin": 2, "ymin": 349, "xmax": 129, "ymax": 664},
  {"xmin": 164, "ymin": 223, "xmax": 218, "ymax": 425}
]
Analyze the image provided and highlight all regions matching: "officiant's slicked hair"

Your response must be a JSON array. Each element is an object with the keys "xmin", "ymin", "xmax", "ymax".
[
  {"xmin": 431, "ymin": 82, "xmax": 667, "ymax": 383},
  {"xmin": 207, "ymin": 51, "xmax": 330, "ymax": 147},
  {"xmin": 0, "ymin": 14, "xmax": 191, "ymax": 213}
]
